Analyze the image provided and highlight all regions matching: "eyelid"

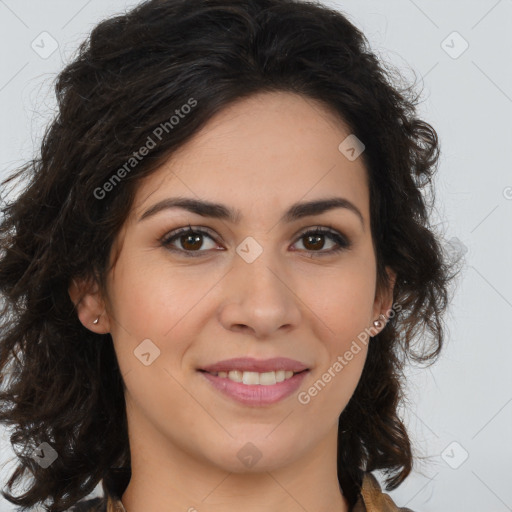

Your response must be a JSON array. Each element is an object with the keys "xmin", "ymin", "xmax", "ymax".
[
  {"xmin": 160, "ymin": 224, "xmax": 351, "ymax": 256},
  {"xmin": 294, "ymin": 224, "xmax": 351, "ymax": 252},
  {"xmin": 159, "ymin": 224, "xmax": 221, "ymax": 251}
]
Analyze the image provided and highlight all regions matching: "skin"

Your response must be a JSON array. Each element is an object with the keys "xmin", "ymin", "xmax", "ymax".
[{"xmin": 69, "ymin": 91, "xmax": 395, "ymax": 512}]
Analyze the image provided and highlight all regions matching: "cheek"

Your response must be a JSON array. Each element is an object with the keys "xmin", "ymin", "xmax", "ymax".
[
  {"xmin": 298, "ymin": 334, "xmax": 368, "ymax": 430},
  {"xmin": 306, "ymin": 258, "xmax": 376, "ymax": 340},
  {"xmin": 106, "ymin": 254, "xmax": 217, "ymax": 380},
  {"xmin": 107, "ymin": 254, "xmax": 202, "ymax": 337},
  {"xmin": 300, "ymin": 254, "xmax": 375, "ymax": 404}
]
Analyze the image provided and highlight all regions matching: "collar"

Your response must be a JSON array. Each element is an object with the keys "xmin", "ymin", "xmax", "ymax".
[{"xmin": 102, "ymin": 468, "xmax": 411, "ymax": 512}]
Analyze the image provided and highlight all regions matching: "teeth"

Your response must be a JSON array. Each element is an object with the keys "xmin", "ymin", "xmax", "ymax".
[
  {"xmin": 275, "ymin": 370, "xmax": 286, "ymax": 382},
  {"xmin": 228, "ymin": 370, "xmax": 242, "ymax": 382},
  {"xmin": 211, "ymin": 370, "xmax": 297, "ymax": 385},
  {"xmin": 243, "ymin": 371, "xmax": 260, "ymax": 385}
]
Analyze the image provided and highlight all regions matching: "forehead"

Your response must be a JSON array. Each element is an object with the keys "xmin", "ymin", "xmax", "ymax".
[{"xmin": 132, "ymin": 91, "xmax": 369, "ymax": 222}]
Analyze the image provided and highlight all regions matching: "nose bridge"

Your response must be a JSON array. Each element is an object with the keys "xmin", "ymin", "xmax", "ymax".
[
  {"xmin": 217, "ymin": 233, "xmax": 301, "ymax": 337},
  {"xmin": 235, "ymin": 234, "xmax": 286, "ymax": 299}
]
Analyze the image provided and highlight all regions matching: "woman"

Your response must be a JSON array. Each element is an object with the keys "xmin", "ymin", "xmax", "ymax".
[{"xmin": 0, "ymin": 0, "xmax": 456, "ymax": 510}]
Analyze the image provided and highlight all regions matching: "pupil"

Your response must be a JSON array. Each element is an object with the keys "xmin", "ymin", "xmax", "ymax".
[
  {"xmin": 183, "ymin": 234, "xmax": 202, "ymax": 250},
  {"xmin": 305, "ymin": 234, "xmax": 323, "ymax": 250}
]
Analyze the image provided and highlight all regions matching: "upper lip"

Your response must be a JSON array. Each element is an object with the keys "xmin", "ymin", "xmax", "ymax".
[{"xmin": 199, "ymin": 357, "xmax": 309, "ymax": 373}]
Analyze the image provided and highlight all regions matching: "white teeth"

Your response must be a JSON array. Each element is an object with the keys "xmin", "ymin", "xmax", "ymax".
[
  {"xmin": 210, "ymin": 369, "xmax": 298, "ymax": 385},
  {"xmin": 242, "ymin": 371, "xmax": 260, "ymax": 385},
  {"xmin": 228, "ymin": 370, "xmax": 242, "ymax": 382},
  {"xmin": 259, "ymin": 371, "xmax": 276, "ymax": 385}
]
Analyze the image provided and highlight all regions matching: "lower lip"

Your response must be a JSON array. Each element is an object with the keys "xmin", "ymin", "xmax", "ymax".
[{"xmin": 199, "ymin": 370, "xmax": 309, "ymax": 406}]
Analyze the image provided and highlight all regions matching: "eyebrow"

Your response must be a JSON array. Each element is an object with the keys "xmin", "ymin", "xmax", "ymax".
[{"xmin": 138, "ymin": 196, "xmax": 365, "ymax": 228}]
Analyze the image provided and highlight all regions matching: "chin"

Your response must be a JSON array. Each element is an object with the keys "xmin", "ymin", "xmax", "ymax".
[{"xmin": 204, "ymin": 434, "xmax": 305, "ymax": 473}]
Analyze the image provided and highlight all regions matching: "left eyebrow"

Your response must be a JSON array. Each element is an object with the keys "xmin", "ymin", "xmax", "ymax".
[{"xmin": 137, "ymin": 196, "xmax": 365, "ymax": 229}]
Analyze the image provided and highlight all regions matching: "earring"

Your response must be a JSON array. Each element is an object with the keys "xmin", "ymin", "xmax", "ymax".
[
  {"xmin": 373, "ymin": 314, "xmax": 386, "ymax": 328},
  {"xmin": 93, "ymin": 316, "xmax": 100, "ymax": 325}
]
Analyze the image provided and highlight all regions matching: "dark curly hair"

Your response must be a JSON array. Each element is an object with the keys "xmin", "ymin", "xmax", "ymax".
[{"xmin": 0, "ymin": 0, "xmax": 458, "ymax": 510}]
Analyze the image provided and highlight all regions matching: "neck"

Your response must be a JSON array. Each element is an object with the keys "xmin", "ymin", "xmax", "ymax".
[{"xmin": 120, "ymin": 414, "xmax": 349, "ymax": 512}]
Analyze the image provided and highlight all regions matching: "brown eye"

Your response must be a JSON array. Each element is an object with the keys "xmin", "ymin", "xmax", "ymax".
[
  {"xmin": 160, "ymin": 225, "xmax": 350, "ymax": 258},
  {"xmin": 179, "ymin": 232, "xmax": 203, "ymax": 251},
  {"xmin": 161, "ymin": 226, "xmax": 219, "ymax": 256},
  {"xmin": 302, "ymin": 233, "xmax": 326, "ymax": 251},
  {"xmin": 292, "ymin": 227, "xmax": 351, "ymax": 256}
]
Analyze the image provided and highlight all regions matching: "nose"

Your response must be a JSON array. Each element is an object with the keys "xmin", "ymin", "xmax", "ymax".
[{"xmin": 217, "ymin": 246, "xmax": 302, "ymax": 339}]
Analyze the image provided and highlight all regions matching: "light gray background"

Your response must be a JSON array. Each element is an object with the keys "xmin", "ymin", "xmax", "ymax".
[{"xmin": 0, "ymin": 1, "xmax": 511, "ymax": 511}]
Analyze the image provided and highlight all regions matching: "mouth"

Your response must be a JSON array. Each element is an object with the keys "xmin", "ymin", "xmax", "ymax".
[
  {"xmin": 197, "ymin": 368, "xmax": 308, "ymax": 385},
  {"xmin": 197, "ymin": 357, "xmax": 310, "ymax": 405},
  {"xmin": 197, "ymin": 367, "xmax": 310, "ymax": 406}
]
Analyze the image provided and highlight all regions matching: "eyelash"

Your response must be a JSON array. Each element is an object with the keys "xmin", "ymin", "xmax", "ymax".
[{"xmin": 159, "ymin": 224, "xmax": 351, "ymax": 258}]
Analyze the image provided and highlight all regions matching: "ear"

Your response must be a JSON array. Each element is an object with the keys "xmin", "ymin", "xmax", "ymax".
[
  {"xmin": 68, "ymin": 276, "xmax": 111, "ymax": 333},
  {"xmin": 372, "ymin": 266, "xmax": 396, "ymax": 331}
]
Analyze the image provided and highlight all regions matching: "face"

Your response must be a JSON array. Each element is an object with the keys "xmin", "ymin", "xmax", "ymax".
[{"xmin": 71, "ymin": 91, "xmax": 394, "ymax": 475}]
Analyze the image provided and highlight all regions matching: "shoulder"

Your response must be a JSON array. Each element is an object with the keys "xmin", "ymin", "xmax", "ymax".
[
  {"xmin": 66, "ymin": 496, "xmax": 107, "ymax": 512},
  {"xmin": 354, "ymin": 472, "xmax": 415, "ymax": 512}
]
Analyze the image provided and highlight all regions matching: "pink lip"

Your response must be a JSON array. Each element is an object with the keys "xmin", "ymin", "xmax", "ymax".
[
  {"xmin": 200, "ymin": 370, "xmax": 309, "ymax": 406},
  {"xmin": 199, "ymin": 357, "xmax": 309, "ymax": 373}
]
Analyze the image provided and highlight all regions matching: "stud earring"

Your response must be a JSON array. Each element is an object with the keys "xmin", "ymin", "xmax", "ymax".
[
  {"xmin": 373, "ymin": 314, "xmax": 386, "ymax": 328},
  {"xmin": 93, "ymin": 316, "xmax": 100, "ymax": 325}
]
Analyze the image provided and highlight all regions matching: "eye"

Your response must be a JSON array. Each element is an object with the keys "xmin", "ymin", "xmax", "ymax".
[
  {"xmin": 160, "ymin": 224, "xmax": 221, "ymax": 257},
  {"xmin": 291, "ymin": 225, "xmax": 351, "ymax": 256},
  {"xmin": 160, "ymin": 224, "xmax": 351, "ymax": 257}
]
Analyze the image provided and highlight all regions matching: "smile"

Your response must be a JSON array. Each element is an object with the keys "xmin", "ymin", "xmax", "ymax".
[
  {"xmin": 203, "ymin": 369, "xmax": 301, "ymax": 385},
  {"xmin": 198, "ymin": 369, "xmax": 310, "ymax": 406}
]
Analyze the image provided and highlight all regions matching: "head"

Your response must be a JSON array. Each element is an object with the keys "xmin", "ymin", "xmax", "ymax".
[{"xmin": 0, "ymin": 0, "xmax": 454, "ymax": 510}]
